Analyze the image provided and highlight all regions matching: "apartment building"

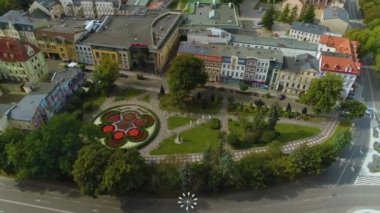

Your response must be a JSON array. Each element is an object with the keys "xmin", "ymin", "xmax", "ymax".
[
  {"xmin": 321, "ymin": 6, "xmax": 350, "ymax": 35},
  {"xmin": 289, "ymin": 22, "xmax": 328, "ymax": 43},
  {"xmin": 177, "ymin": 42, "xmax": 284, "ymax": 89},
  {"xmin": 0, "ymin": 38, "xmax": 49, "ymax": 83},
  {"xmin": 35, "ymin": 18, "xmax": 90, "ymax": 61}
]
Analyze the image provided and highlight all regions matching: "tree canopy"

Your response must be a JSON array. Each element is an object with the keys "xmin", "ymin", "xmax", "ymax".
[
  {"xmin": 300, "ymin": 5, "xmax": 315, "ymax": 23},
  {"xmin": 6, "ymin": 113, "xmax": 85, "ymax": 179},
  {"xmin": 301, "ymin": 73, "xmax": 343, "ymax": 113},
  {"xmin": 93, "ymin": 58, "xmax": 119, "ymax": 92},
  {"xmin": 340, "ymin": 100, "xmax": 367, "ymax": 119},
  {"xmin": 262, "ymin": 6, "xmax": 275, "ymax": 30},
  {"xmin": 167, "ymin": 54, "xmax": 208, "ymax": 107}
]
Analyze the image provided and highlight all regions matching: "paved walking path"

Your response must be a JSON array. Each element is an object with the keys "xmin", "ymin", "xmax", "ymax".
[{"xmin": 96, "ymin": 95, "xmax": 338, "ymax": 164}]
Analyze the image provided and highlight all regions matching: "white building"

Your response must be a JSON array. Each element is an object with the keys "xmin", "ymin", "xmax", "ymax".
[{"xmin": 289, "ymin": 22, "xmax": 328, "ymax": 44}]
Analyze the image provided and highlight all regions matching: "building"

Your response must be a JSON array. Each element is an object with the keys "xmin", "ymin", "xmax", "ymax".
[
  {"xmin": 35, "ymin": 17, "xmax": 91, "ymax": 61},
  {"xmin": 317, "ymin": 34, "xmax": 360, "ymax": 98},
  {"xmin": 289, "ymin": 22, "xmax": 328, "ymax": 43},
  {"xmin": 7, "ymin": 68, "xmax": 84, "ymax": 130},
  {"xmin": 281, "ymin": 0, "xmax": 305, "ymax": 18},
  {"xmin": 274, "ymin": 54, "xmax": 319, "ymax": 95},
  {"xmin": 187, "ymin": 28, "xmax": 232, "ymax": 45},
  {"xmin": 0, "ymin": 10, "xmax": 49, "ymax": 45},
  {"xmin": 28, "ymin": 0, "xmax": 65, "ymax": 20},
  {"xmin": 319, "ymin": 52, "xmax": 360, "ymax": 98},
  {"xmin": 177, "ymin": 42, "xmax": 284, "ymax": 89},
  {"xmin": 80, "ymin": 0, "xmax": 122, "ymax": 18},
  {"xmin": 181, "ymin": 2, "xmax": 240, "ymax": 33},
  {"xmin": 59, "ymin": 0, "xmax": 84, "ymax": 17},
  {"xmin": 318, "ymin": 34, "xmax": 358, "ymax": 57},
  {"xmin": 78, "ymin": 11, "xmax": 182, "ymax": 71},
  {"xmin": 321, "ymin": 6, "xmax": 350, "ymax": 35},
  {"xmin": 232, "ymin": 34, "xmax": 318, "ymax": 57},
  {"xmin": 0, "ymin": 38, "xmax": 49, "ymax": 83}
]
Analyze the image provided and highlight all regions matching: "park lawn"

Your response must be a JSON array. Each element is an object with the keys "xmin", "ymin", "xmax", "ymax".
[
  {"xmin": 167, "ymin": 116, "xmax": 195, "ymax": 130},
  {"xmin": 228, "ymin": 120, "xmax": 320, "ymax": 143},
  {"xmin": 275, "ymin": 123, "xmax": 320, "ymax": 143},
  {"xmin": 151, "ymin": 121, "xmax": 219, "ymax": 155},
  {"xmin": 114, "ymin": 87, "xmax": 145, "ymax": 101},
  {"xmin": 324, "ymin": 122, "xmax": 350, "ymax": 146}
]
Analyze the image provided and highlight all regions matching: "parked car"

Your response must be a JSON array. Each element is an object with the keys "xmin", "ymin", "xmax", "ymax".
[
  {"xmin": 258, "ymin": 7, "xmax": 264, "ymax": 13},
  {"xmin": 257, "ymin": 21, "xmax": 263, "ymax": 27}
]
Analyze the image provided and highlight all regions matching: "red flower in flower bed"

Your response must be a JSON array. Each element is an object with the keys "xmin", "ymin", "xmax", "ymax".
[
  {"xmin": 130, "ymin": 129, "xmax": 149, "ymax": 143},
  {"xmin": 127, "ymin": 128, "xmax": 141, "ymax": 137},
  {"xmin": 112, "ymin": 131, "xmax": 125, "ymax": 141},
  {"xmin": 101, "ymin": 110, "xmax": 120, "ymax": 123},
  {"xmin": 141, "ymin": 114, "xmax": 155, "ymax": 127},
  {"xmin": 133, "ymin": 119, "xmax": 146, "ymax": 127},
  {"xmin": 106, "ymin": 137, "xmax": 126, "ymax": 148},
  {"xmin": 108, "ymin": 114, "xmax": 120, "ymax": 122},
  {"xmin": 102, "ymin": 125, "xmax": 115, "ymax": 133}
]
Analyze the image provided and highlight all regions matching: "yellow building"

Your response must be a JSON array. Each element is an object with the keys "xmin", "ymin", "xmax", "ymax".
[
  {"xmin": 274, "ymin": 54, "xmax": 319, "ymax": 95},
  {"xmin": 35, "ymin": 18, "xmax": 89, "ymax": 61},
  {"xmin": 92, "ymin": 47, "xmax": 120, "ymax": 65}
]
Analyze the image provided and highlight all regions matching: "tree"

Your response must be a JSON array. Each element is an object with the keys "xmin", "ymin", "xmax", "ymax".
[
  {"xmin": 178, "ymin": 163, "xmax": 193, "ymax": 191},
  {"xmin": 340, "ymin": 100, "xmax": 367, "ymax": 119},
  {"xmin": 72, "ymin": 143, "xmax": 112, "ymax": 197},
  {"xmin": 167, "ymin": 54, "xmax": 208, "ymax": 107},
  {"xmin": 133, "ymin": 49, "xmax": 145, "ymax": 68},
  {"xmin": 0, "ymin": 129, "xmax": 25, "ymax": 174},
  {"xmin": 246, "ymin": 112, "xmax": 267, "ymax": 143},
  {"xmin": 6, "ymin": 114, "xmax": 84, "ymax": 180},
  {"xmin": 301, "ymin": 5, "xmax": 315, "ymax": 23},
  {"xmin": 301, "ymin": 73, "xmax": 343, "ymax": 113},
  {"xmin": 101, "ymin": 149, "xmax": 148, "ymax": 196},
  {"xmin": 79, "ymin": 64, "xmax": 86, "ymax": 71},
  {"xmin": 267, "ymin": 105, "xmax": 280, "ymax": 131},
  {"xmin": 254, "ymin": 99, "xmax": 265, "ymax": 108},
  {"xmin": 239, "ymin": 82, "xmax": 249, "ymax": 92},
  {"xmin": 93, "ymin": 58, "xmax": 119, "ymax": 92},
  {"xmin": 0, "ymin": 0, "xmax": 21, "ymax": 15},
  {"xmin": 279, "ymin": 4, "xmax": 290, "ymax": 22},
  {"xmin": 289, "ymin": 6, "xmax": 298, "ymax": 23},
  {"xmin": 302, "ymin": 107, "xmax": 308, "ymax": 114},
  {"xmin": 159, "ymin": 85, "xmax": 165, "ymax": 97},
  {"xmin": 262, "ymin": 6, "xmax": 275, "ymax": 30}
]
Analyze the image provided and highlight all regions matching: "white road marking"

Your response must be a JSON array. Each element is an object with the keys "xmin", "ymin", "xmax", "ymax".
[{"xmin": 0, "ymin": 198, "xmax": 74, "ymax": 213}]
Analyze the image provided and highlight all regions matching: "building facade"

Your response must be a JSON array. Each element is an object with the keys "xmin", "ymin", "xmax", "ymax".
[
  {"xmin": 289, "ymin": 22, "xmax": 328, "ymax": 43},
  {"xmin": 7, "ymin": 68, "xmax": 85, "ymax": 130},
  {"xmin": 177, "ymin": 42, "xmax": 284, "ymax": 89},
  {"xmin": 0, "ymin": 38, "xmax": 49, "ymax": 83}
]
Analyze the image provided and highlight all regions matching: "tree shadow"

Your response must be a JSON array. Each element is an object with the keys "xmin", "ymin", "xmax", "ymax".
[{"xmin": 14, "ymin": 179, "xmax": 81, "ymax": 198}]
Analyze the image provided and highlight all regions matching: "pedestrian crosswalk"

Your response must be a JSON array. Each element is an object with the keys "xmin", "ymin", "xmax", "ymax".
[{"xmin": 355, "ymin": 175, "xmax": 380, "ymax": 185}]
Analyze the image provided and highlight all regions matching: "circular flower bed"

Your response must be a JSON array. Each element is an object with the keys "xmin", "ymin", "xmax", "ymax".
[{"xmin": 94, "ymin": 105, "xmax": 159, "ymax": 149}]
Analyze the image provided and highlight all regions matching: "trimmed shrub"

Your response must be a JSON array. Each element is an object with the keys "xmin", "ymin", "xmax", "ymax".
[
  {"xmin": 261, "ymin": 130, "xmax": 279, "ymax": 143},
  {"xmin": 210, "ymin": 118, "xmax": 221, "ymax": 130}
]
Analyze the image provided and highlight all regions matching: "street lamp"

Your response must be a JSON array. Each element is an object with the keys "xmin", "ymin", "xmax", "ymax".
[{"xmin": 178, "ymin": 192, "xmax": 198, "ymax": 213}]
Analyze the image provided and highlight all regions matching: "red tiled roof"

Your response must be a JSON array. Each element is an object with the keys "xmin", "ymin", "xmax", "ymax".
[
  {"xmin": 319, "ymin": 35, "xmax": 358, "ymax": 56},
  {"xmin": 320, "ymin": 53, "xmax": 360, "ymax": 75},
  {"xmin": 0, "ymin": 38, "xmax": 38, "ymax": 62}
]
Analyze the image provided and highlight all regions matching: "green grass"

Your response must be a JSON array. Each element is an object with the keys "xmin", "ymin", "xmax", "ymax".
[
  {"xmin": 114, "ymin": 87, "xmax": 145, "ymax": 101},
  {"xmin": 275, "ymin": 123, "xmax": 320, "ymax": 143},
  {"xmin": 167, "ymin": 116, "xmax": 195, "ymax": 130},
  {"xmin": 138, "ymin": 94, "xmax": 151, "ymax": 103},
  {"xmin": 325, "ymin": 122, "xmax": 350, "ymax": 146},
  {"xmin": 151, "ymin": 121, "xmax": 220, "ymax": 155},
  {"xmin": 160, "ymin": 95, "xmax": 222, "ymax": 114},
  {"xmin": 228, "ymin": 120, "xmax": 320, "ymax": 143}
]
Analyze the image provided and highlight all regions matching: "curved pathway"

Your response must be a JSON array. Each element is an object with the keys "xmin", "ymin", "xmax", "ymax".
[{"xmin": 96, "ymin": 96, "xmax": 338, "ymax": 164}]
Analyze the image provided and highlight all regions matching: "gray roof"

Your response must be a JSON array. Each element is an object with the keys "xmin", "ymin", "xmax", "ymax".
[
  {"xmin": 9, "ymin": 94, "xmax": 46, "ymax": 121},
  {"xmin": 178, "ymin": 42, "xmax": 283, "ymax": 63},
  {"xmin": 81, "ymin": 12, "xmax": 182, "ymax": 50},
  {"xmin": 51, "ymin": 68, "xmax": 82, "ymax": 83},
  {"xmin": 182, "ymin": 3, "xmax": 240, "ymax": 29},
  {"xmin": 126, "ymin": 0, "xmax": 149, "ymax": 6},
  {"xmin": 28, "ymin": 82, "xmax": 57, "ymax": 95},
  {"xmin": 36, "ymin": 0, "xmax": 59, "ymax": 9},
  {"xmin": 0, "ymin": 104, "xmax": 15, "ymax": 116},
  {"xmin": 291, "ymin": 22, "xmax": 328, "ymax": 35},
  {"xmin": 232, "ymin": 34, "xmax": 318, "ymax": 51},
  {"xmin": 0, "ymin": 10, "xmax": 34, "ymax": 26},
  {"xmin": 40, "ymin": 18, "xmax": 88, "ymax": 34},
  {"xmin": 283, "ymin": 54, "xmax": 319, "ymax": 73},
  {"xmin": 323, "ymin": 6, "xmax": 349, "ymax": 23}
]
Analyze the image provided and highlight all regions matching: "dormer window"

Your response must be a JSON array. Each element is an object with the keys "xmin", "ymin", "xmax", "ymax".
[{"xmin": 334, "ymin": 64, "xmax": 340, "ymax": 70}]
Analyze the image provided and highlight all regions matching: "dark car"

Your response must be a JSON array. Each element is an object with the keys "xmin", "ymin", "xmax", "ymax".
[{"xmin": 279, "ymin": 94, "xmax": 286, "ymax": 100}]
